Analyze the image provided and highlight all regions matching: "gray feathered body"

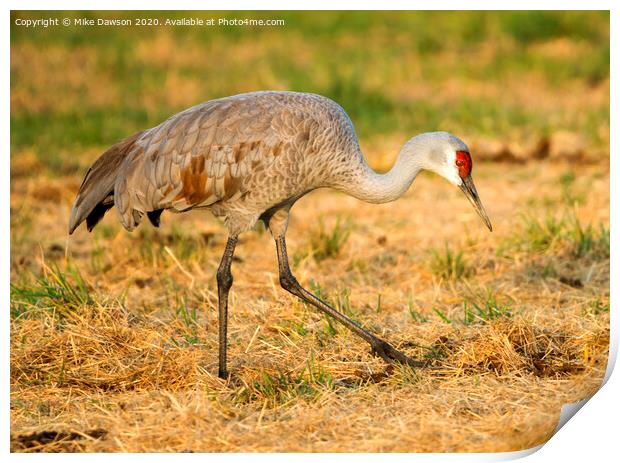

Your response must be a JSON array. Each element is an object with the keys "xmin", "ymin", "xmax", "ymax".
[{"xmin": 69, "ymin": 91, "xmax": 366, "ymax": 235}]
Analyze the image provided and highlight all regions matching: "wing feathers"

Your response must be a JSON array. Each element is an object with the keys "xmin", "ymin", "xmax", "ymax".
[
  {"xmin": 68, "ymin": 130, "xmax": 144, "ymax": 234},
  {"xmin": 71, "ymin": 92, "xmax": 321, "ymax": 233}
]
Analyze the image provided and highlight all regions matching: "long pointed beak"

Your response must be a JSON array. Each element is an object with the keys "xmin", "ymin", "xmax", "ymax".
[{"xmin": 459, "ymin": 175, "xmax": 493, "ymax": 232}]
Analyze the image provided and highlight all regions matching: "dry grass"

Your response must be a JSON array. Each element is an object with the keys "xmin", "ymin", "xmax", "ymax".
[{"xmin": 10, "ymin": 159, "xmax": 609, "ymax": 452}]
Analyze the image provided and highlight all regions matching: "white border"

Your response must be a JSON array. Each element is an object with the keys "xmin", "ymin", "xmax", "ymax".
[{"xmin": 3, "ymin": 2, "xmax": 617, "ymax": 460}]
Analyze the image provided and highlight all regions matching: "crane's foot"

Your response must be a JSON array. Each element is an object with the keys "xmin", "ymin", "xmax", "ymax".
[
  {"xmin": 370, "ymin": 339, "xmax": 427, "ymax": 368},
  {"xmin": 218, "ymin": 367, "xmax": 230, "ymax": 380}
]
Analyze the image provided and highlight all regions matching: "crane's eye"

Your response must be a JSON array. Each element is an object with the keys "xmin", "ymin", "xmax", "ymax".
[{"xmin": 455, "ymin": 150, "xmax": 472, "ymax": 178}]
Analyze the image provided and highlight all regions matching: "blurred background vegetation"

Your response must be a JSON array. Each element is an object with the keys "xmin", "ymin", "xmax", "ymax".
[{"xmin": 11, "ymin": 11, "xmax": 609, "ymax": 176}]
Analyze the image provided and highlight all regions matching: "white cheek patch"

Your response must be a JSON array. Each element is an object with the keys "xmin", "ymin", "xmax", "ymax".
[
  {"xmin": 446, "ymin": 151, "xmax": 461, "ymax": 185},
  {"xmin": 439, "ymin": 160, "xmax": 462, "ymax": 186},
  {"xmin": 447, "ymin": 170, "xmax": 463, "ymax": 186}
]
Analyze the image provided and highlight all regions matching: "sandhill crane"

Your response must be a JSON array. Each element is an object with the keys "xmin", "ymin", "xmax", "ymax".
[{"xmin": 69, "ymin": 91, "xmax": 492, "ymax": 379}]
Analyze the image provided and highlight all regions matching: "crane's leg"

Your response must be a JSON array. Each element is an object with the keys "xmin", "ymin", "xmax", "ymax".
[
  {"xmin": 216, "ymin": 236, "xmax": 238, "ymax": 379},
  {"xmin": 274, "ymin": 235, "xmax": 425, "ymax": 368}
]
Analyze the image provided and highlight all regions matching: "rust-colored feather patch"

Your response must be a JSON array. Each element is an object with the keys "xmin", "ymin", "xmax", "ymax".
[{"xmin": 82, "ymin": 91, "xmax": 329, "ymax": 232}]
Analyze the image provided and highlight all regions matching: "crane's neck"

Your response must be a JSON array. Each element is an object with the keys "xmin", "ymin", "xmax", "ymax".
[{"xmin": 339, "ymin": 136, "xmax": 429, "ymax": 204}]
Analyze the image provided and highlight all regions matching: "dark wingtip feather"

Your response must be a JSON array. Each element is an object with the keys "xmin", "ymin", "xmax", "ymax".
[
  {"xmin": 147, "ymin": 209, "xmax": 163, "ymax": 227},
  {"xmin": 67, "ymin": 130, "xmax": 144, "ymax": 235},
  {"xmin": 86, "ymin": 203, "xmax": 113, "ymax": 232}
]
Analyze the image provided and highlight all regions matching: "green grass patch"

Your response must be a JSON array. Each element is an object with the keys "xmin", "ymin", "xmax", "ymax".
[
  {"xmin": 462, "ymin": 294, "xmax": 513, "ymax": 325},
  {"xmin": 520, "ymin": 214, "xmax": 565, "ymax": 252},
  {"xmin": 432, "ymin": 307, "xmax": 453, "ymax": 324},
  {"xmin": 430, "ymin": 243, "xmax": 470, "ymax": 280},
  {"xmin": 582, "ymin": 298, "xmax": 610, "ymax": 317},
  {"xmin": 506, "ymin": 211, "xmax": 609, "ymax": 259},
  {"xmin": 295, "ymin": 216, "xmax": 352, "ymax": 264},
  {"xmin": 407, "ymin": 294, "xmax": 429, "ymax": 323},
  {"xmin": 234, "ymin": 353, "xmax": 334, "ymax": 407},
  {"xmin": 499, "ymin": 11, "xmax": 607, "ymax": 45},
  {"xmin": 10, "ymin": 264, "xmax": 92, "ymax": 319},
  {"xmin": 172, "ymin": 293, "xmax": 200, "ymax": 346},
  {"xmin": 567, "ymin": 219, "xmax": 609, "ymax": 259},
  {"xmin": 431, "ymin": 293, "xmax": 513, "ymax": 326}
]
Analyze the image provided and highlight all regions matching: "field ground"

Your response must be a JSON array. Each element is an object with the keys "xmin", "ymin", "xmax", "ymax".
[
  {"xmin": 10, "ymin": 11, "xmax": 609, "ymax": 453},
  {"xmin": 10, "ymin": 159, "xmax": 610, "ymax": 452}
]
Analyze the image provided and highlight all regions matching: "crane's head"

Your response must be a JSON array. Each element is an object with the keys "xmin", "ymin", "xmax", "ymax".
[{"xmin": 415, "ymin": 132, "xmax": 492, "ymax": 232}]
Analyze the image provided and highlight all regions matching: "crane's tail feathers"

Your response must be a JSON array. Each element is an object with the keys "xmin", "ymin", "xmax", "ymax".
[{"xmin": 68, "ymin": 131, "xmax": 144, "ymax": 234}]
